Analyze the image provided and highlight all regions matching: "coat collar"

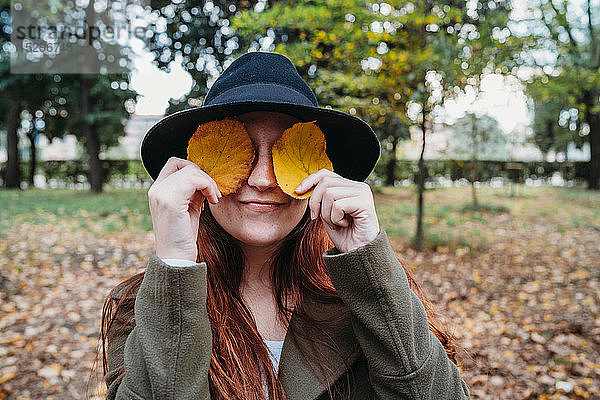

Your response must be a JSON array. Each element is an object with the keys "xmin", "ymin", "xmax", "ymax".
[{"xmin": 277, "ymin": 297, "xmax": 362, "ymax": 400}]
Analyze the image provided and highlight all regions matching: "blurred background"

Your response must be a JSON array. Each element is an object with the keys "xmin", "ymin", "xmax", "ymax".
[{"xmin": 0, "ymin": 0, "xmax": 599, "ymax": 399}]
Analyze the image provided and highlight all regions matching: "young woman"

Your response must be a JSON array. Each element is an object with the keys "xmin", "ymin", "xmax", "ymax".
[{"xmin": 100, "ymin": 52, "xmax": 470, "ymax": 399}]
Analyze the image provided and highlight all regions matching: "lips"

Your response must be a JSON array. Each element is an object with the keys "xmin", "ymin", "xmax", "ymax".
[
  {"xmin": 239, "ymin": 200, "xmax": 285, "ymax": 205},
  {"xmin": 239, "ymin": 199, "xmax": 286, "ymax": 211}
]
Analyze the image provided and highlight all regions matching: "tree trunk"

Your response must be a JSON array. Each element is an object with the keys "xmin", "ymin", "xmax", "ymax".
[
  {"xmin": 413, "ymin": 106, "xmax": 426, "ymax": 252},
  {"xmin": 4, "ymin": 103, "xmax": 21, "ymax": 189},
  {"xmin": 81, "ymin": 77, "xmax": 103, "ymax": 193},
  {"xmin": 27, "ymin": 130, "xmax": 37, "ymax": 187},
  {"xmin": 471, "ymin": 114, "xmax": 479, "ymax": 208},
  {"xmin": 471, "ymin": 163, "xmax": 478, "ymax": 207},
  {"xmin": 588, "ymin": 118, "xmax": 599, "ymax": 190},
  {"xmin": 584, "ymin": 90, "xmax": 600, "ymax": 190},
  {"xmin": 385, "ymin": 135, "xmax": 399, "ymax": 186}
]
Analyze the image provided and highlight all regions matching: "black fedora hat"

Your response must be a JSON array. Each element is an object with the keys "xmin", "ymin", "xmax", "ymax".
[{"xmin": 140, "ymin": 51, "xmax": 380, "ymax": 182}]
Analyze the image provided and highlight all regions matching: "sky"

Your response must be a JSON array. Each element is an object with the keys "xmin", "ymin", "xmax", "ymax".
[
  {"xmin": 441, "ymin": 74, "xmax": 530, "ymax": 134},
  {"xmin": 129, "ymin": 50, "xmax": 194, "ymax": 115}
]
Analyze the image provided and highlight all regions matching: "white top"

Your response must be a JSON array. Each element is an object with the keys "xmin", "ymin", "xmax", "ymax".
[
  {"xmin": 263, "ymin": 339, "xmax": 284, "ymax": 372},
  {"xmin": 262, "ymin": 339, "xmax": 284, "ymax": 400}
]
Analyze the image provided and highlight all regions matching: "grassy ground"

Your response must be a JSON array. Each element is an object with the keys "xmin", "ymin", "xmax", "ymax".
[
  {"xmin": 375, "ymin": 184, "xmax": 600, "ymax": 252},
  {"xmin": 3, "ymin": 184, "xmax": 598, "ymax": 248},
  {"xmin": 0, "ymin": 188, "xmax": 153, "ymax": 235},
  {"xmin": 0, "ymin": 184, "xmax": 598, "ymax": 399}
]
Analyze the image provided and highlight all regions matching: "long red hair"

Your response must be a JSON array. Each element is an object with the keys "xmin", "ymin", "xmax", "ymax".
[{"xmin": 98, "ymin": 203, "xmax": 458, "ymax": 399}]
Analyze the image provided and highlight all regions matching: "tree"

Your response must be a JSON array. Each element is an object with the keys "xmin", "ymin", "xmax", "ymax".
[
  {"xmin": 517, "ymin": 0, "xmax": 600, "ymax": 189},
  {"xmin": 0, "ymin": 65, "xmax": 56, "ymax": 189},
  {"xmin": 145, "ymin": 0, "xmax": 259, "ymax": 114},
  {"xmin": 1, "ymin": 0, "xmax": 138, "ymax": 192},
  {"xmin": 231, "ymin": 0, "xmax": 513, "ymax": 250},
  {"xmin": 54, "ymin": 75, "xmax": 136, "ymax": 193},
  {"xmin": 0, "ymin": 0, "xmax": 51, "ymax": 188},
  {"xmin": 526, "ymin": 74, "xmax": 586, "ymax": 162},
  {"xmin": 20, "ymin": 110, "xmax": 41, "ymax": 187},
  {"xmin": 444, "ymin": 112, "xmax": 507, "ymax": 207},
  {"xmin": 0, "ymin": 71, "xmax": 135, "ymax": 193}
]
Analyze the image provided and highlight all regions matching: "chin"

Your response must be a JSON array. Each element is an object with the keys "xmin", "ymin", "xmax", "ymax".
[
  {"xmin": 209, "ymin": 198, "xmax": 307, "ymax": 246},
  {"xmin": 236, "ymin": 228, "xmax": 285, "ymax": 246}
]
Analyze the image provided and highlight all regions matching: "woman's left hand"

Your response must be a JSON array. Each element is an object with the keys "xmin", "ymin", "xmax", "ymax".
[{"xmin": 295, "ymin": 169, "xmax": 380, "ymax": 253}]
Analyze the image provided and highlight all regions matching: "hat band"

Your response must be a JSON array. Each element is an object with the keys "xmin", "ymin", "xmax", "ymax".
[{"xmin": 205, "ymin": 83, "xmax": 317, "ymax": 108}]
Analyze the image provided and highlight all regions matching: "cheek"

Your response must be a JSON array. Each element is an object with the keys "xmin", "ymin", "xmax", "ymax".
[
  {"xmin": 208, "ymin": 197, "xmax": 236, "ymax": 226},
  {"xmin": 290, "ymin": 199, "xmax": 309, "ymax": 219}
]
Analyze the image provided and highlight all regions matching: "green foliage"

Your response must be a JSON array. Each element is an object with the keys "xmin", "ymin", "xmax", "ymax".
[
  {"xmin": 525, "ymin": 75, "xmax": 584, "ymax": 156},
  {"xmin": 146, "ymin": 0, "xmax": 260, "ymax": 114},
  {"xmin": 370, "ymin": 159, "xmax": 585, "ymax": 184},
  {"xmin": 518, "ymin": 0, "xmax": 600, "ymax": 187}
]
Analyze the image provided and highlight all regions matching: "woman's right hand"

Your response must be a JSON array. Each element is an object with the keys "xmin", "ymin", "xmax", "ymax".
[{"xmin": 148, "ymin": 157, "xmax": 222, "ymax": 262}]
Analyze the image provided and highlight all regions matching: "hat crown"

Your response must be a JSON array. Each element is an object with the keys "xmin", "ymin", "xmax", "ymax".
[{"xmin": 203, "ymin": 52, "xmax": 318, "ymax": 107}]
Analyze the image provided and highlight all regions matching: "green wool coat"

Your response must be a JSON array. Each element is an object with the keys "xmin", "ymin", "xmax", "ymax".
[{"xmin": 104, "ymin": 227, "xmax": 471, "ymax": 399}]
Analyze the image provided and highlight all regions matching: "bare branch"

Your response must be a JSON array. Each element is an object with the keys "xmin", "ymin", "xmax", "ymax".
[
  {"xmin": 549, "ymin": 0, "xmax": 579, "ymax": 51},
  {"xmin": 588, "ymin": 0, "xmax": 598, "ymax": 67}
]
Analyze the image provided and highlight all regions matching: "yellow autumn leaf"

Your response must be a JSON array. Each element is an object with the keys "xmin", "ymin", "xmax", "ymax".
[
  {"xmin": 187, "ymin": 117, "xmax": 255, "ymax": 196},
  {"xmin": 272, "ymin": 121, "xmax": 333, "ymax": 199},
  {"xmin": 0, "ymin": 370, "xmax": 15, "ymax": 385}
]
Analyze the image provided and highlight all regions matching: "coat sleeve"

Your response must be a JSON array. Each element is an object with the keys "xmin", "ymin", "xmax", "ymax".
[
  {"xmin": 104, "ymin": 256, "xmax": 212, "ymax": 400},
  {"xmin": 321, "ymin": 227, "xmax": 470, "ymax": 400}
]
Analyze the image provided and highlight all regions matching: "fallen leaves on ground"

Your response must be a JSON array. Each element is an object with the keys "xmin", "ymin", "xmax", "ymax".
[
  {"xmin": 380, "ymin": 186, "xmax": 600, "ymax": 399},
  {"xmin": 0, "ymin": 221, "xmax": 154, "ymax": 399},
  {"xmin": 0, "ymin": 185, "xmax": 598, "ymax": 399}
]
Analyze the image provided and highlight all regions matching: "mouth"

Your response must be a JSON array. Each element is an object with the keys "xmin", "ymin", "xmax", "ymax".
[
  {"xmin": 239, "ymin": 199, "xmax": 286, "ymax": 205},
  {"xmin": 239, "ymin": 200, "xmax": 286, "ymax": 211}
]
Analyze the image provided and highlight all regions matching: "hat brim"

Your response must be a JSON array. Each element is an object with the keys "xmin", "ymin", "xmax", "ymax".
[{"xmin": 140, "ymin": 101, "xmax": 381, "ymax": 182}]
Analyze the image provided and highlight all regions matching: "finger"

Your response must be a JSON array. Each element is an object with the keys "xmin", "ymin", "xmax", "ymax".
[
  {"xmin": 207, "ymin": 176, "xmax": 221, "ymax": 200},
  {"xmin": 174, "ymin": 162, "xmax": 222, "ymax": 200},
  {"xmin": 309, "ymin": 175, "xmax": 346, "ymax": 220},
  {"xmin": 294, "ymin": 168, "xmax": 342, "ymax": 194},
  {"xmin": 330, "ymin": 197, "xmax": 356, "ymax": 227},
  {"xmin": 330, "ymin": 196, "xmax": 365, "ymax": 226},
  {"xmin": 165, "ymin": 165, "xmax": 220, "ymax": 204},
  {"xmin": 200, "ymin": 175, "xmax": 222, "ymax": 204},
  {"xmin": 155, "ymin": 157, "xmax": 199, "ymax": 186},
  {"xmin": 203, "ymin": 172, "xmax": 222, "ymax": 199},
  {"xmin": 318, "ymin": 186, "xmax": 360, "ymax": 224}
]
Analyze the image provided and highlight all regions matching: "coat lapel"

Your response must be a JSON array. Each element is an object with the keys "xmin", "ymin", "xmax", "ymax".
[{"xmin": 277, "ymin": 298, "xmax": 362, "ymax": 400}]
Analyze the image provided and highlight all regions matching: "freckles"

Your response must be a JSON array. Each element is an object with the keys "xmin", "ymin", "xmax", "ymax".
[{"xmin": 209, "ymin": 199, "xmax": 236, "ymax": 224}]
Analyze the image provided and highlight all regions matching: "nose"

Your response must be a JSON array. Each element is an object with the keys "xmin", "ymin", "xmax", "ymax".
[{"xmin": 246, "ymin": 146, "xmax": 278, "ymax": 191}]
